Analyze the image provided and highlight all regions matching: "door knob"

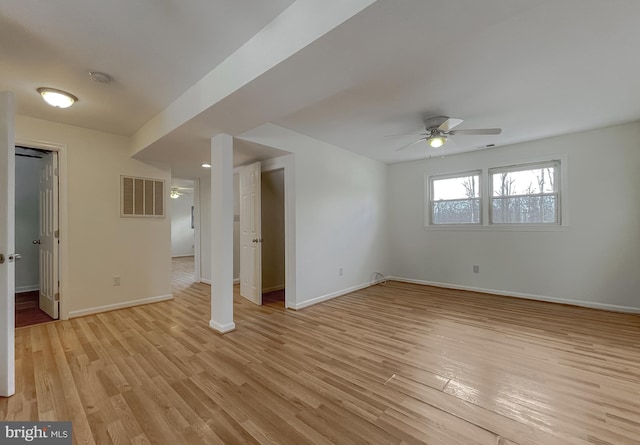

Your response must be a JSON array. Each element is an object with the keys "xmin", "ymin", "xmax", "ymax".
[
  {"xmin": 8, "ymin": 253, "xmax": 22, "ymax": 262},
  {"xmin": 0, "ymin": 254, "xmax": 4, "ymax": 264},
  {"xmin": 33, "ymin": 239, "xmax": 41, "ymax": 245}
]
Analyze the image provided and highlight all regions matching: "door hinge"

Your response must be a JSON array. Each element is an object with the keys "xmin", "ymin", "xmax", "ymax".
[
  {"xmin": 54, "ymin": 292, "xmax": 60, "ymax": 302},
  {"xmin": 54, "ymin": 230, "xmax": 59, "ymax": 238}
]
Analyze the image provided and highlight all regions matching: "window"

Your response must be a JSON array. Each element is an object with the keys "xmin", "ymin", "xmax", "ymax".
[
  {"xmin": 425, "ymin": 159, "xmax": 564, "ymax": 229},
  {"xmin": 489, "ymin": 161, "xmax": 560, "ymax": 224},
  {"xmin": 429, "ymin": 171, "xmax": 481, "ymax": 224}
]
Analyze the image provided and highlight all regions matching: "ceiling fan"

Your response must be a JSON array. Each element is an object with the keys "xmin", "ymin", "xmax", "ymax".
[
  {"xmin": 170, "ymin": 186, "xmax": 193, "ymax": 199},
  {"xmin": 395, "ymin": 116, "xmax": 501, "ymax": 151}
]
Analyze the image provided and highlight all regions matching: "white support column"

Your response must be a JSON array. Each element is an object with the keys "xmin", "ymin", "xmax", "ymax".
[{"xmin": 209, "ymin": 134, "xmax": 235, "ymax": 333}]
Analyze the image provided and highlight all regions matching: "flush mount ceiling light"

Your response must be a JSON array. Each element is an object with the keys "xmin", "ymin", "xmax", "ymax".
[
  {"xmin": 37, "ymin": 87, "xmax": 78, "ymax": 109},
  {"xmin": 89, "ymin": 71, "xmax": 112, "ymax": 83},
  {"xmin": 427, "ymin": 135, "xmax": 447, "ymax": 148},
  {"xmin": 170, "ymin": 190, "xmax": 180, "ymax": 199},
  {"xmin": 202, "ymin": 163, "xmax": 211, "ymax": 168}
]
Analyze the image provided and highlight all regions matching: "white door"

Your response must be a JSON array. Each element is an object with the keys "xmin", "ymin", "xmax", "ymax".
[
  {"xmin": 239, "ymin": 162, "xmax": 262, "ymax": 305},
  {"xmin": 39, "ymin": 151, "xmax": 59, "ymax": 319},
  {"xmin": 0, "ymin": 91, "xmax": 16, "ymax": 397}
]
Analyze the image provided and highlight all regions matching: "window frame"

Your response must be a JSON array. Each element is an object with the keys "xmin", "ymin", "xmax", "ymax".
[
  {"xmin": 426, "ymin": 169, "xmax": 482, "ymax": 226},
  {"xmin": 488, "ymin": 160, "xmax": 561, "ymax": 226},
  {"xmin": 424, "ymin": 156, "xmax": 567, "ymax": 231}
]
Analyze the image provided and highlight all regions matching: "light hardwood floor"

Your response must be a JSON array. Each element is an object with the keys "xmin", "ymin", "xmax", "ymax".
[{"xmin": 2, "ymin": 258, "xmax": 640, "ymax": 444}]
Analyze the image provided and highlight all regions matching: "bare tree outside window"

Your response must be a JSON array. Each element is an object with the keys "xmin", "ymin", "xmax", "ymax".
[
  {"xmin": 431, "ymin": 172, "xmax": 480, "ymax": 224},
  {"xmin": 490, "ymin": 162, "xmax": 559, "ymax": 224}
]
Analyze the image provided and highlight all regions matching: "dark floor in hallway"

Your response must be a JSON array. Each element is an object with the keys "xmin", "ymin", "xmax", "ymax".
[{"xmin": 15, "ymin": 291, "xmax": 54, "ymax": 328}]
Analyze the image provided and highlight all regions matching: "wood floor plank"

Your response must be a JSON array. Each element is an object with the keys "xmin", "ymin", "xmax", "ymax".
[{"xmin": 2, "ymin": 256, "xmax": 640, "ymax": 444}]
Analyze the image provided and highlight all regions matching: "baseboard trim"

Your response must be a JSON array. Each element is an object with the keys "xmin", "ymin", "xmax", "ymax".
[
  {"xmin": 200, "ymin": 278, "xmax": 239, "ymax": 285},
  {"xmin": 388, "ymin": 276, "xmax": 640, "ymax": 314},
  {"xmin": 209, "ymin": 320, "xmax": 236, "ymax": 334},
  {"xmin": 292, "ymin": 282, "xmax": 371, "ymax": 310},
  {"xmin": 16, "ymin": 285, "xmax": 39, "ymax": 293},
  {"xmin": 68, "ymin": 294, "xmax": 174, "ymax": 318},
  {"xmin": 171, "ymin": 254, "xmax": 195, "ymax": 258},
  {"xmin": 262, "ymin": 284, "xmax": 284, "ymax": 293}
]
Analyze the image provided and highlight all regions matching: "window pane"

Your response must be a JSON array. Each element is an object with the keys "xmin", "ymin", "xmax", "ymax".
[
  {"xmin": 433, "ymin": 199, "xmax": 480, "ymax": 224},
  {"xmin": 490, "ymin": 162, "xmax": 560, "ymax": 224},
  {"xmin": 431, "ymin": 173, "xmax": 481, "ymax": 224},
  {"xmin": 492, "ymin": 195, "xmax": 556, "ymax": 223},
  {"xmin": 433, "ymin": 175, "xmax": 479, "ymax": 200},
  {"xmin": 492, "ymin": 166, "xmax": 556, "ymax": 196}
]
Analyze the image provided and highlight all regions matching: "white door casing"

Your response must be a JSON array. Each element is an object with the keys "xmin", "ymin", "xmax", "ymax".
[
  {"xmin": 39, "ymin": 151, "xmax": 59, "ymax": 319},
  {"xmin": 239, "ymin": 161, "xmax": 262, "ymax": 305},
  {"xmin": 0, "ymin": 91, "xmax": 16, "ymax": 397}
]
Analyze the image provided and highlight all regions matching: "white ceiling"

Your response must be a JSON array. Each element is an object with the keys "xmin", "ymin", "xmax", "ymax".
[
  {"xmin": 3, "ymin": 0, "xmax": 640, "ymax": 172},
  {"xmin": 0, "ymin": 0, "xmax": 294, "ymax": 135},
  {"xmin": 272, "ymin": 0, "xmax": 640, "ymax": 163}
]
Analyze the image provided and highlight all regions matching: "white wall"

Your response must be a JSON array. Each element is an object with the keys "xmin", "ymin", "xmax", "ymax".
[
  {"xmin": 388, "ymin": 122, "xmax": 640, "ymax": 312},
  {"xmin": 261, "ymin": 168, "xmax": 285, "ymax": 292},
  {"xmin": 16, "ymin": 116, "xmax": 172, "ymax": 317},
  {"xmin": 239, "ymin": 124, "xmax": 390, "ymax": 308},
  {"xmin": 14, "ymin": 153, "xmax": 39, "ymax": 292},
  {"xmin": 170, "ymin": 184, "xmax": 194, "ymax": 257}
]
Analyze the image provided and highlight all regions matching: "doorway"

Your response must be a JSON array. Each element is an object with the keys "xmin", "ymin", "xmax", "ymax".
[
  {"xmin": 261, "ymin": 168, "xmax": 285, "ymax": 307},
  {"xmin": 238, "ymin": 156, "xmax": 292, "ymax": 308},
  {"xmin": 14, "ymin": 145, "xmax": 59, "ymax": 327},
  {"xmin": 170, "ymin": 178, "xmax": 196, "ymax": 292}
]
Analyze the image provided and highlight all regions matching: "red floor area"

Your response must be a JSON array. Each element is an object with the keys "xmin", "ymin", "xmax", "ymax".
[{"xmin": 15, "ymin": 291, "xmax": 55, "ymax": 328}]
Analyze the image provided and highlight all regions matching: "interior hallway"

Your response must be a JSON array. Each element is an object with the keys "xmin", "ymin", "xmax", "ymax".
[{"xmin": 171, "ymin": 256, "xmax": 196, "ymax": 292}]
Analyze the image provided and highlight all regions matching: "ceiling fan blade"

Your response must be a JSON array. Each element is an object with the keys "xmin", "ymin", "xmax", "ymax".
[
  {"xmin": 395, "ymin": 137, "xmax": 427, "ymax": 151},
  {"xmin": 437, "ymin": 118, "xmax": 464, "ymax": 132},
  {"xmin": 448, "ymin": 128, "xmax": 502, "ymax": 135},
  {"xmin": 423, "ymin": 116, "xmax": 449, "ymax": 129},
  {"xmin": 384, "ymin": 132, "xmax": 428, "ymax": 138}
]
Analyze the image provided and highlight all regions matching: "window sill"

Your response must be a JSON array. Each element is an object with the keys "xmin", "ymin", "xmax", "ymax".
[{"xmin": 424, "ymin": 224, "xmax": 568, "ymax": 232}]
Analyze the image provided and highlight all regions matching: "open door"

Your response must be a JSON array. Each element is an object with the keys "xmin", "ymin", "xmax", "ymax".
[
  {"xmin": 38, "ymin": 151, "xmax": 59, "ymax": 319},
  {"xmin": 239, "ymin": 161, "xmax": 262, "ymax": 305},
  {"xmin": 0, "ymin": 91, "xmax": 16, "ymax": 397}
]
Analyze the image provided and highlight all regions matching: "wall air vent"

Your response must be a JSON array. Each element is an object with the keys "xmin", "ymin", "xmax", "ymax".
[{"xmin": 121, "ymin": 176, "xmax": 165, "ymax": 217}]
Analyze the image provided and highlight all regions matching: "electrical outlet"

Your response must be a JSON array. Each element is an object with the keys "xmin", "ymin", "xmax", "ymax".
[
  {"xmin": 113, "ymin": 275, "xmax": 121, "ymax": 286},
  {"xmin": 473, "ymin": 265, "xmax": 479, "ymax": 274},
  {"xmin": 339, "ymin": 267, "xmax": 343, "ymax": 276}
]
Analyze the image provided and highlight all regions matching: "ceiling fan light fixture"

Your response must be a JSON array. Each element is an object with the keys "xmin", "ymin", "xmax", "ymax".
[
  {"xmin": 37, "ymin": 87, "xmax": 78, "ymax": 108},
  {"xmin": 427, "ymin": 135, "xmax": 447, "ymax": 148},
  {"xmin": 170, "ymin": 190, "xmax": 180, "ymax": 199}
]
